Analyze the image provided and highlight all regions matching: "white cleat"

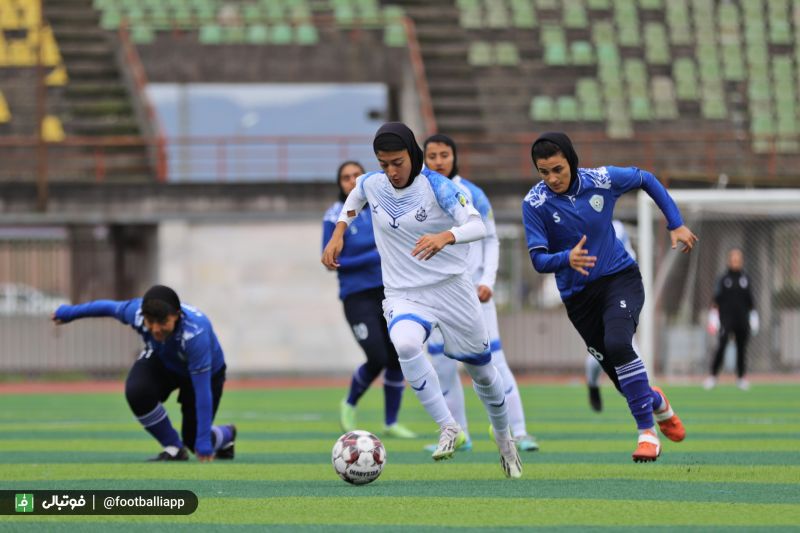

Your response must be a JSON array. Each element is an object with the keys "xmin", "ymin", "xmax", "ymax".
[
  {"xmin": 702, "ymin": 376, "xmax": 717, "ymax": 390},
  {"xmin": 432, "ymin": 423, "xmax": 465, "ymax": 461},
  {"xmin": 737, "ymin": 378, "xmax": 750, "ymax": 391},
  {"xmin": 493, "ymin": 426, "xmax": 523, "ymax": 479}
]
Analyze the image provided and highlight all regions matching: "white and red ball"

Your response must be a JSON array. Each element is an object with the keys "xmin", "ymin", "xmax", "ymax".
[{"xmin": 331, "ymin": 430, "xmax": 386, "ymax": 485}]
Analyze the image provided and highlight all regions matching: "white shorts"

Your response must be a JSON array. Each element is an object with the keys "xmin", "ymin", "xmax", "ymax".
[
  {"xmin": 383, "ymin": 273, "xmax": 490, "ymax": 365},
  {"xmin": 429, "ymin": 297, "xmax": 502, "ymax": 355}
]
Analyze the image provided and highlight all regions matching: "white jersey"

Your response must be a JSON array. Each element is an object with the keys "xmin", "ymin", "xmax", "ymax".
[
  {"xmin": 338, "ymin": 168, "xmax": 482, "ymax": 290},
  {"xmin": 452, "ymin": 175, "xmax": 500, "ymax": 289}
]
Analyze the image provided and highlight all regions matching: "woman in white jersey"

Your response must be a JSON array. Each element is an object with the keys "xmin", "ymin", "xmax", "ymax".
[
  {"xmin": 423, "ymin": 134, "xmax": 539, "ymax": 453},
  {"xmin": 322, "ymin": 122, "xmax": 522, "ymax": 478}
]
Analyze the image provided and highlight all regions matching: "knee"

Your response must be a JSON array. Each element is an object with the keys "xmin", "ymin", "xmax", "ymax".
[
  {"xmin": 392, "ymin": 338, "xmax": 421, "ymax": 361},
  {"xmin": 125, "ymin": 379, "xmax": 153, "ymax": 411},
  {"xmin": 603, "ymin": 333, "xmax": 635, "ymax": 361}
]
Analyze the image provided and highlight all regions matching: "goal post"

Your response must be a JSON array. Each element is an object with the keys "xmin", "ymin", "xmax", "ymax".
[{"xmin": 637, "ymin": 189, "xmax": 800, "ymax": 377}]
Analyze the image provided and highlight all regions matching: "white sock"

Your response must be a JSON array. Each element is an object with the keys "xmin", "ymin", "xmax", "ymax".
[
  {"xmin": 464, "ymin": 363, "xmax": 509, "ymax": 433},
  {"xmin": 586, "ymin": 354, "xmax": 602, "ymax": 387},
  {"xmin": 390, "ymin": 320, "xmax": 455, "ymax": 427},
  {"xmin": 401, "ymin": 352, "xmax": 455, "ymax": 427},
  {"xmin": 432, "ymin": 354, "xmax": 469, "ymax": 439},
  {"xmin": 492, "ymin": 349, "xmax": 527, "ymax": 438}
]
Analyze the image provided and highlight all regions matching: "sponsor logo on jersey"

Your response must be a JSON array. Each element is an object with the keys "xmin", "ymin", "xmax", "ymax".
[
  {"xmin": 415, "ymin": 207, "xmax": 427, "ymax": 222},
  {"xmin": 457, "ymin": 192, "xmax": 467, "ymax": 206},
  {"xmin": 590, "ymin": 194, "xmax": 604, "ymax": 212}
]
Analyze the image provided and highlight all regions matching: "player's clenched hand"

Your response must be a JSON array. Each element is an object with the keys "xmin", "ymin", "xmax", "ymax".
[
  {"xmin": 411, "ymin": 231, "xmax": 455, "ymax": 261},
  {"xmin": 477, "ymin": 285, "xmax": 493, "ymax": 302},
  {"xmin": 569, "ymin": 235, "xmax": 596, "ymax": 276},
  {"xmin": 321, "ymin": 235, "xmax": 344, "ymax": 270},
  {"xmin": 670, "ymin": 225, "xmax": 698, "ymax": 254},
  {"xmin": 51, "ymin": 312, "xmax": 64, "ymax": 325},
  {"xmin": 197, "ymin": 454, "xmax": 214, "ymax": 463}
]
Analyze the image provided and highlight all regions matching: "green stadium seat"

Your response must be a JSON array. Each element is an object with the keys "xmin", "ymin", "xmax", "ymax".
[
  {"xmin": 541, "ymin": 25, "xmax": 568, "ymax": 65},
  {"xmin": 701, "ymin": 94, "xmax": 727, "ymax": 120},
  {"xmin": 222, "ymin": 26, "xmax": 246, "ymax": 44},
  {"xmin": 563, "ymin": 0, "xmax": 588, "ymax": 28},
  {"xmin": 576, "ymin": 78, "xmax": 605, "ymax": 121},
  {"xmin": 722, "ymin": 44, "xmax": 745, "ymax": 81},
  {"xmin": 510, "ymin": 0, "xmax": 537, "ymax": 28},
  {"xmin": 468, "ymin": 41, "xmax": 493, "ymax": 66},
  {"xmin": 100, "ymin": 9, "xmax": 121, "ymax": 30},
  {"xmin": 530, "ymin": 95, "xmax": 555, "ymax": 121},
  {"xmin": 665, "ymin": 0, "xmax": 691, "ymax": 45},
  {"xmin": 199, "ymin": 24, "xmax": 223, "ymax": 44},
  {"xmin": 383, "ymin": 23, "xmax": 406, "ymax": 47},
  {"xmin": 652, "ymin": 77, "xmax": 678, "ymax": 119},
  {"xmin": 644, "ymin": 23, "xmax": 670, "ymax": 65},
  {"xmin": 624, "ymin": 59, "xmax": 649, "ymax": 96},
  {"xmin": 591, "ymin": 20, "xmax": 615, "ymax": 44},
  {"xmin": 486, "ymin": 0, "xmax": 510, "ymax": 28},
  {"xmin": 630, "ymin": 96, "xmax": 652, "ymax": 120},
  {"xmin": 673, "ymin": 58, "xmax": 698, "ymax": 100},
  {"xmin": 614, "ymin": 0, "xmax": 641, "ymax": 46},
  {"xmin": 495, "ymin": 42, "xmax": 520, "ymax": 66},
  {"xmin": 750, "ymin": 112, "xmax": 774, "ymax": 136},
  {"xmin": 459, "ymin": 2, "xmax": 482, "ymax": 29},
  {"xmin": 296, "ymin": 23, "xmax": 319, "ymax": 45},
  {"xmin": 536, "ymin": 0, "xmax": 558, "ymax": 9},
  {"xmin": 606, "ymin": 116, "xmax": 633, "ymax": 138},
  {"xmin": 570, "ymin": 41, "xmax": 594, "ymax": 65},
  {"xmin": 131, "ymin": 25, "xmax": 155, "ymax": 44},
  {"xmin": 557, "ymin": 96, "xmax": 580, "ymax": 120},
  {"xmin": 271, "ymin": 23, "xmax": 293, "ymax": 44},
  {"xmin": 586, "ymin": 0, "xmax": 610, "ymax": 8},
  {"xmin": 243, "ymin": 4, "xmax": 264, "ymax": 24},
  {"xmin": 246, "ymin": 24, "xmax": 270, "ymax": 44}
]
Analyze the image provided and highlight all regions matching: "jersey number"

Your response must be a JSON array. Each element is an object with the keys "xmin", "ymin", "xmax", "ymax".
[{"xmin": 588, "ymin": 346, "xmax": 604, "ymax": 362}]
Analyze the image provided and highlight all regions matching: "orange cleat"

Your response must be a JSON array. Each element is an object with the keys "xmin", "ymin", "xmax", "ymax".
[
  {"xmin": 632, "ymin": 430, "xmax": 661, "ymax": 463},
  {"xmin": 652, "ymin": 386, "xmax": 686, "ymax": 442}
]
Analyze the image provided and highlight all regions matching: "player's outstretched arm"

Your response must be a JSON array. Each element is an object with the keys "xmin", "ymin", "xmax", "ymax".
[
  {"xmin": 51, "ymin": 300, "xmax": 123, "ymax": 325},
  {"xmin": 322, "ymin": 221, "xmax": 347, "ymax": 270}
]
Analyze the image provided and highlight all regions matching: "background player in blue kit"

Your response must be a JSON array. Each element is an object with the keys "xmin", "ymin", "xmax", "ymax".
[
  {"xmin": 52, "ymin": 285, "xmax": 236, "ymax": 462},
  {"xmin": 322, "ymin": 160, "xmax": 415, "ymax": 439},
  {"xmin": 522, "ymin": 132, "xmax": 698, "ymax": 462}
]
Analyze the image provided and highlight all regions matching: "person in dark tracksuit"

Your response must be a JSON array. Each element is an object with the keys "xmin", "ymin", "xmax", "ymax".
[
  {"xmin": 52, "ymin": 285, "xmax": 236, "ymax": 462},
  {"xmin": 704, "ymin": 248, "xmax": 756, "ymax": 391},
  {"xmin": 522, "ymin": 132, "xmax": 698, "ymax": 462},
  {"xmin": 322, "ymin": 161, "xmax": 415, "ymax": 439}
]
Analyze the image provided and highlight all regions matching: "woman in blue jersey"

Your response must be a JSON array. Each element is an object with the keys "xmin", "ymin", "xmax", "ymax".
[
  {"xmin": 52, "ymin": 285, "xmax": 236, "ymax": 462},
  {"xmin": 522, "ymin": 132, "xmax": 697, "ymax": 462},
  {"xmin": 322, "ymin": 161, "xmax": 416, "ymax": 439}
]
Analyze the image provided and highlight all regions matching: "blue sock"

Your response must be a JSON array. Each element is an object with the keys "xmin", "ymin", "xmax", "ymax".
[
  {"xmin": 651, "ymin": 388, "xmax": 664, "ymax": 411},
  {"xmin": 346, "ymin": 364, "xmax": 378, "ymax": 406},
  {"xmin": 211, "ymin": 425, "xmax": 234, "ymax": 451},
  {"xmin": 137, "ymin": 403, "xmax": 182, "ymax": 448},
  {"xmin": 615, "ymin": 358, "xmax": 655, "ymax": 430},
  {"xmin": 383, "ymin": 367, "xmax": 405, "ymax": 426}
]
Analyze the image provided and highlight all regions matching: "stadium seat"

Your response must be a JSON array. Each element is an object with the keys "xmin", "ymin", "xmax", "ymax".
[
  {"xmin": 563, "ymin": 0, "xmax": 588, "ymax": 28},
  {"xmin": 530, "ymin": 95, "xmax": 555, "ymax": 121},
  {"xmin": 586, "ymin": 0, "xmax": 611, "ymax": 9},
  {"xmin": 271, "ymin": 23, "xmax": 293, "ymax": 45},
  {"xmin": 296, "ymin": 23, "xmax": 319, "ymax": 45},
  {"xmin": 652, "ymin": 77, "xmax": 678, "ymax": 119},
  {"xmin": 536, "ymin": 0, "xmax": 558, "ymax": 9},
  {"xmin": 557, "ymin": 96, "xmax": 579, "ymax": 121},
  {"xmin": 485, "ymin": 0, "xmax": 510, "ymax": 29},
  {"xmin": 665, "ymin": 0, "xmax": 691, "ymax": 45},
  {"xmin": 42, "ymin": 115, "xmax": 65, "ymax": 143},
  {"xmin": 131, "ymin": 26, "xmax": 155, "ymax": 44},
  {"xmin": 199, "ymin": 24, "xmax": 223, "ymax": 44},
  {"xmin": 468, "ymin": 41, "xmax": 493, "ymax": 66},
  {"xmin": 495, "ymin": 42, "xmax": 520, "ymax": 66},
  {"xmin": 541, "ymin": 25, "xmax": 568, "ymax": 65},
  {"xmin": 644, "ymin": 23, "xmax": 669, "ymax": 65},
  {"xmin": 510, "ymin": 0, "xmax": 537, "ymax": 28},
  {"xmin": 246, "ymin": 24, "xmax": 270, "ymax": 44},
  {"xmin": 614, "ymin": 0, "xmax": 641, "ymax": 46},
  {"xmin": 639, "ymin": 0, "xmax": 663, "ymax": 9},
  {"xmin": 0, "ymin": 90, "xmax": 10, "ymax": 123},
  {"xmin": 383, "ymin": 23, "xmax": 406, "ymax": 47},
  {"xmin": 458, "ymin": 0, "xmax": 482, "ymax": 29},
  {"xmin": 570, "ymin": 41, "xmax": 594, "ymax": 65},
  {"xmin": 576, "ymin": 78, "xmax": 604, "ymax": 121}
]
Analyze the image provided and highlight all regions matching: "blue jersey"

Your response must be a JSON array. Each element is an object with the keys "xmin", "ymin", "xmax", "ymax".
[
  {"xmin": 522, "ymin": 166, "xmax": 683, "ymax": 300},
  {"xmin": 322, "ymin": 201, "xmax": 383, "ymax": 300},
  {"xmin": 54, "ymin": 298, "xmax": 225, "ymax": 455}
]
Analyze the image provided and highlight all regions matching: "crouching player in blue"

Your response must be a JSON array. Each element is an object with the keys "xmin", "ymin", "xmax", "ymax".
[
  {"xmin": 52, "ymin": 285, "xmax": 236, "ymax": 462},
  {"xmin": 522, "ymin": 132, "xmax": 697, "ymax": 462}
]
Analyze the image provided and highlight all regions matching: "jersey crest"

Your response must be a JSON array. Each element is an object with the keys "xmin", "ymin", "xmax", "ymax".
[
  {"xmin": 415, "ymin": 206, "xmax": 427, "ymax": 222},
  {"xmin": 590, "ymin": 194, "xmax": 604, "ymax": 212}
]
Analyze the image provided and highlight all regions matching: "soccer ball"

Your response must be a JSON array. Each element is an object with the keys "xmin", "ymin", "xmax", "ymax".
[{"xmin": 331, "ymin": 430, "xmax": 386, "ymax": 485}]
